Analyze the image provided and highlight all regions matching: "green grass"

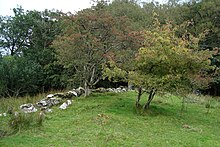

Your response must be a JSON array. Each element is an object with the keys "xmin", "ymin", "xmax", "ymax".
[{"xmin": 0, "ymin": 92, "xmax": 220, "ymax": 146}]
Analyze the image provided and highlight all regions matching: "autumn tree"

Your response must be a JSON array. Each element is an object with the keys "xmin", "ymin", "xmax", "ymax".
[
  {"xmin": 104, "ymin": 15, "xmax": 212, "ymax": 109},
  {"xmin": 52, "ymin": 1, "xmax": 143, "ymax": 96}
]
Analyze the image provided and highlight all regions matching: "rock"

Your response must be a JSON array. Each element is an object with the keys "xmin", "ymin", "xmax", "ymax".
[
  {"xmin": 49, "ymin": 97, "xmax": 62, "ymax": 106},
  {"xmin": 37, "ymin": 99, "xmax": 48, "ymax": 107},
  {"xmin": 59, "ymin": 102, "xmax": 68, "ymax": 110},
  {"xmin": 20, "ymin": 103, "xmax": 37, "ymax": 113},
  {"xmin": 59, "ymin": 100, "xmax": 72, "ymax": 110},
  {"xmin": 47, "ymin": 94, "xmax": 54, "ymax": 98},
  {"xmin": 106, "ymin": 88, "xmax": 114, "ymax": 92},
  {"xmin": 37, "ymin": 97, "xmax": 61, "ymax": 108},
  {"xmin": 67, "ymin": 100, "xmax": 72, "ymax": 105},
  {"xmin": 53, "ymin": 93, "xmax": 65, "ymax": 98},
  {"xmin": 122, "ymin": 88, "xmax": 127, "ymax": 92},
  {"xmin": 94, "ymin": 86, "xmax": 127, "ymax": 93},
  {"xmin": 115, "ymin": 87, "xmax": 122, "ymax": 93},
  {"xmin": 95, "ymin": 87, "xmax": 107, "ymax": 93},
  {"xmin": 76, "ymin": 87, "xmax": 85, "ymax": 96},
  {"xmin": 67, "ymin": 90, "xmax": 78, "ymax": 97}
]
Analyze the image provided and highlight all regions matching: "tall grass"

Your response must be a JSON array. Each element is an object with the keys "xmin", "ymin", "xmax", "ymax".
[{"xmin": 0, "ymin": 93, "xmax": 47, "ymax": 136}]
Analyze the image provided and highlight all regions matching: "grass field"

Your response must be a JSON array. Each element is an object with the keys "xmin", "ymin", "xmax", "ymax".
[{"xmin": 0, "ymin": 91, "xmax": 220, "ymax": 146}]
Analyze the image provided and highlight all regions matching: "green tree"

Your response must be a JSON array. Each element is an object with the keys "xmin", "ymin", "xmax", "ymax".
[
  {"xmin": 107, "ymin": 0, "xmax": 150, "ymax": 30},
  {"xmin": 172, "ymin": 0, "xmax": 220, "ymax": 95},
  {"xmin": 0, "ymin": 56, "xmax": 43, "ymax": 97},
  {"xmin": 22, "ymin": 9, "xmax": 65, "ymax": 91},
  {"xmin": 0, "ymin": 7, "xmax": 66, "ymax": 96},
  {"xmin": 0, "ymin": 7, "xmax": 31, "ymax": 55}
]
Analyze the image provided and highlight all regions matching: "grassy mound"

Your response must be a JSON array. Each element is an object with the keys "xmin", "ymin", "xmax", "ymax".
[{"xmin": 0, "ymin": 92, "xmax": 220, "ymax": 146}]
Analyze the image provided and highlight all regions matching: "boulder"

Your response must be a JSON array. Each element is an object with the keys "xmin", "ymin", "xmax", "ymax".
[
  {"xmin": 37, "ymin": 97, "xmax": 62, "ymax": 108},
  {"xmin": 59, "ymin": 102, "xmax": 68, "ymax": 110},
  {"xmin": 59, "ymin": 100, "xmax": 73, "ymax": 110},
  {"xmin": 67, "ymin": 100, "xmax": 72, "ymax": 105},
  {"xmin": 53, "ymin": 93, "xmax": 66, "ymax": 98},
  {"xmin": 47, "ymin": 94, "xmax": 54, "ymax": 98},
  {"xmin": 107, "ymin": 88, "xmax": 114, "ymax": 92},
  {"xmin": 49, "ymin": 97, "xmax": 62, "ymax": 105},
  {"xmin": 76, "ymin": 87, "xmax": 85, "ymax": 96},
  {"xmin": 36, "ymin": 99, "xmax": 49, "ymax": 107},
  {"xmin": 66, "ymin": 90, "xmax": 78, "ymax": 97},
  {"xmin": 64, "ymin": 87, "xmax": 84, "ymax": 98},
  {"xmin": 20, "ymin": 103, "xmax": 37, "ymax": 113}
]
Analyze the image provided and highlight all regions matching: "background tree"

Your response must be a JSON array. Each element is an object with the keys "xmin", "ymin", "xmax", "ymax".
[
  {"xmin": 0, "ymin": 56, "xmax": 43, "ymax": 97},
  {"xmin": 0, "ymin": 7, "xmax": 66, "ymax": 97},
  {"xmin": 0, "ymin": 7, "xmax": 31, "ymax": 56},
  {"xmin": 171, "ymin": 0, "xmax": 220, "ymax": 95},
  {"xmin": 22, "ymin": 9, "xmax": 66, "ymax": 91},
  {"xmin": 107, "ymin": 0, "xmax": 150, "ymax": 30}
]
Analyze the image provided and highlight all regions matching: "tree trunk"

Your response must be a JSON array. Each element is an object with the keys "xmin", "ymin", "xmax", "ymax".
[
  {"xmin": 144, "ymin": 88, "xmax": 156, "ymax": 110},
  {"xmin": 84, "ymin": 81, "xmax": 91, "ymax": 97},
  {"xmin": 136, "ymin": 87, "xmax": 143, "ymax": 107}
]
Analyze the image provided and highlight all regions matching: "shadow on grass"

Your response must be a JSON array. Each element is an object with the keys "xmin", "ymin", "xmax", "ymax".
[
  {"xmin": 105, "ymin": 96, "xmax": 178, "ymax": 119},
  {"xmin": 81, "ymin": 92, "xmax": 184, "ymax": 121}
]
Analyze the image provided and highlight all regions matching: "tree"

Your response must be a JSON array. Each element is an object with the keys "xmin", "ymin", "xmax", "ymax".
[
  {"xmin": 107, "ymin": 0, "xmax": 150, "ymax": 30},
  {"xmin": 52, "ymin": 2, "xmax": 143, "ymax": 96},
  {"xmin": 22, "ymin": 9, "xmax": 65, "ymax": 91},
  {"xmin": 0, "ymin": 55, "xmax": 43, "ymax": 97},
  {"xmin": 171, "ymin": 0, "xmax": 220, "ymax": 95},
  {"xmin": 0, "ymin": 7, "xmax": 67, "ymax": 97},
  {"xmin": 104, "ymin": 16, "xmax": 212, "ymax": 109},
  {"xmin": 0, "ymin": 7, "xmax": 31, "ymax": 56}
]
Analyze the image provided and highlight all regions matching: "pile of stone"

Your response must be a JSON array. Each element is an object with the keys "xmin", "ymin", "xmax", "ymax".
[
  {"xmin": 94, "ymin": 86, "xmax": 127, "ymax": 93},
  {"xmin": 0, "ymin": 86, "xmax": 128, "ymax": 117},
  {"xmin": 18, "ymin": 86, "xmax": 127, "ymax": 113},
  {"xmin": 20, "ymin": 87, "xmax": 85, "ymax": 113}
]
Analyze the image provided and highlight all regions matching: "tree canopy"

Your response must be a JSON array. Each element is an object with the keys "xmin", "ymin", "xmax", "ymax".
[
  {"xmin": 52, "ymin": 2, "xmax": 143, "ymax": 96},
  {"xmin": 104, "ymin": 15, "xmax": 212, "ymax": 108}
]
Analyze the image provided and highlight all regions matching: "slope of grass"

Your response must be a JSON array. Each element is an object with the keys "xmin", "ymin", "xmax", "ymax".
[{"xmin": 0, "ymin": 92, "xmax": 220, "ymax": 146}]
